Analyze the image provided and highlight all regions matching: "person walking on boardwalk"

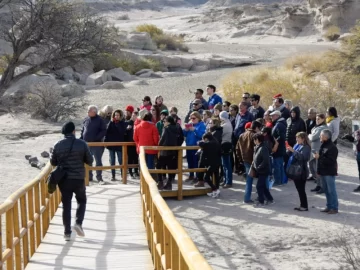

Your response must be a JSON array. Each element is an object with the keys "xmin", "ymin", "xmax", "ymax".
[
  {"xmin": 50, "ymin": 121, "xmax": 93, "ymax": 241},
  {"xmin": 80, "ymin": 105, "xmax": 106, "ymax": 184}
]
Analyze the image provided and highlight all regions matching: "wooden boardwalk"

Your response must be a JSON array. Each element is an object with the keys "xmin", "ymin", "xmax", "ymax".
[{"xmin": 25, "ymin": 183, "xmax": 153, "ymax": 270}]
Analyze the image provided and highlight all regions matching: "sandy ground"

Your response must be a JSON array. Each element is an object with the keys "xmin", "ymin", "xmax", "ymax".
[{"xmin": 166, "ymin": 148, "xmax": 360, "ymax": 270}]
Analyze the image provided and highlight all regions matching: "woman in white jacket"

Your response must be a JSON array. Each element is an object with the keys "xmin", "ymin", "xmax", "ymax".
[
  {"xmin": 219, "ymin": 111, "xmax": 234, "ymax": 188},
  {"xmin": 326, "ymin": 107, "xmax": 340, "ymax": 144}
]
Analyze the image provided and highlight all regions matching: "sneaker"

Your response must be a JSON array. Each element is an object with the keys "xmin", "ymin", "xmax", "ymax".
[
  {"xmin": 327, "ymin": 209, "xmax": 338, "ymax": 214},
  {"xmin": 185, "ymin": 176, "xmax": 194, "ymax": 182},
  {"xmin": 223, "ymin": 184, "xmax": 232, "ymax": 189},
  {"xmin": 64, "ymin": 234, "xmax": 71, "ymax": 241},
  {"xmin": 98, "ymin": 180, "xmax": 105, "ymax": 185},
  {"xmin": 253, "ymin": 202, "xmax": 265, "ymax": 208},
  {"xmin": 353, "ymin": 185, "xmax": 360, "ymax": 192},
  {"xmin": 316, "ymin": 189, "xmax": 324, "ymax": 194},
  {"xmin": 212, "ymin": 189, "xmax": 220, "ymax": 198},
  {"xmin": 207, "ymin": 191, "xmax": 215, "ymax": 197},
  {"xmin": 157, "ymin": 181, "xmax": 164, "ymax": 190},
  {"xmin": 243, "ymin": 200, "xmax": 254, "ymax": 204},
  {"xmin": 134, "ymin": 172, "xmax": 140, "ymax": 178},
  {"xmin": 73, "ymin": 224, "xmax": 85, "ymax": 237},
  {"xmin": 111, "ymin": 176, "xmax": 116, "ymax": 181},
  {"xmin": 320, "ymin": 208, "xmax": 330, "ymax": 213},
  {"xmin": 194, "ymin": 181, "xmax": 205, "ymax": 187},
  {"xmin": 265, "ymin": 200, "xmax": 275, "ymax": 205}
]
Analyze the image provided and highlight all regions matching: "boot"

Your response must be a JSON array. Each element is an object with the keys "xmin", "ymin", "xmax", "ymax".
[
  {"xmin": 194, "ymin": 181, "xmax": 205, "ymax": 187},
  {"xmin": 311, "ymin": 186, "xmax": 321, "ymax": 192},
  {"xmin": 163, "ymin": 179, "xmax": 172, "ymax": 190},
  {"xmin": 157, "ymin": 181, "xmax": 164, "ymax": 190}
]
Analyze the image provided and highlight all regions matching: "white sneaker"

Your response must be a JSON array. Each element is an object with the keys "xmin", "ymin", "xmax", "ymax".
[
  {"xmin": 73, "ymin": 224, "xmax": 85, "ymax": 237},
  {"xmin": 212, "ymin": 189, "xmax": 220, "ymax": 198},
  {"xmin": 98, "ymin": 181, "xmax": 105, "ymax": 185},
  {"xmin": 207, "ymin": 191, "xmax": 215, "ymax": 197}
]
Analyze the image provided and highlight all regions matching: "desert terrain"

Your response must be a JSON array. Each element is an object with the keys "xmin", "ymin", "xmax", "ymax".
[{"xmin": 1, "ymin": 0, "xmax": 360, "ymax": 269}]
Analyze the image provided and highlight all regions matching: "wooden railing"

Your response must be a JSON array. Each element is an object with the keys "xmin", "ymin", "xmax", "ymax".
[
  {"xmin": 140, "ymin": 146, "xmax": 212, "ymax": 270},
  {"xmin": 85, "ymin": 142, "xmax": 138, "ymax": 186},
  {"xmin": 0, "ymin": 162, "xmax": 58, "ymax": 270}
]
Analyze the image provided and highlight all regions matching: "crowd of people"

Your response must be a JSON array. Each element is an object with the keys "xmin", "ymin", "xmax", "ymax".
[{"xmin": 75, "ymin": 84, "xmax": 360, "ymax": 214}]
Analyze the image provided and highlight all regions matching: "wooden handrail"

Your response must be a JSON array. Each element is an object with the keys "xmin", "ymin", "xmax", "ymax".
[
  {"xmin": 139, "ymin": 146, "xmax": 212, "ymax": 270},
  {"xmin": 0, "ymin": 162, "xmax": 60, "ymax": 270}
]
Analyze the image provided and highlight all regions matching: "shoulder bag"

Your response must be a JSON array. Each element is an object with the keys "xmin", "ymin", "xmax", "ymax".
[{"xmin": 47, "ymin": 138, "xmax": 75, "ymax": 194}]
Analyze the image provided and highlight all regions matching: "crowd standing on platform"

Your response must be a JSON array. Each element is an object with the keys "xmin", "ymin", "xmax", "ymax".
[{"xmin": 55, "ymin": 80, "xmax": 360, "ymax": 223}]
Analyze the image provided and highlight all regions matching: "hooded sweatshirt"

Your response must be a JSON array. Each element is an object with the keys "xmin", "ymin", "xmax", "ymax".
[
  {"xmin": 286, "ymin": 106, "xmax": 306, "ymax": 147},
  {"xmin": 219, "ymin": 111, "xmax": 233, "ymax": 143},
  {"xmin": 133, "ymin": 121, "xmax": 159, "ymax": 155}
]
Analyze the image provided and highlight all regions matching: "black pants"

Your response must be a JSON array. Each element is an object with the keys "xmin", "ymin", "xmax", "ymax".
[
  {"xmin": 59, "ymin": 180, "xmax": 87, "ymax": 235},
  {"xmin": 128, "ymin": 146, "xmax": 139, "ymax": 174},
  {"xmin": 256, "ymin": 174, "xmax": 273, "ymax": 204},
  {"xmin": 157, "ymin": 155, "xmax": 177, "ymax": 182},
  {"xmin": 294, "ymin": 178, "xmax": 308, "ymax": 209},
  {"xmin": 198, "ymin": 165, "xmax": 220, "ymax": 191}
]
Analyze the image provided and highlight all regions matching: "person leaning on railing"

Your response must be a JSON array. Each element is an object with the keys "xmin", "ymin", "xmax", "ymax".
[{"xmin": 50, "ymin": 121, "xmax": 93, "ymax": 241}]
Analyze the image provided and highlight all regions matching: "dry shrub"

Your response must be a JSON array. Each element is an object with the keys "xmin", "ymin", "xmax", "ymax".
[
  {"xmin": 334, "ymin": 227, "xmax": 360, "ymax": 270},
  {"xmin": 135, "ymin": 24, "xmax": 189, "ymax": 52},
  {"xmin": 25, "ymin": 81, "xmax": 87, "ymax": 122},
  {"xmin": 284, "ymin": 54, "xmax": 327, "ymax": 76},
  {"xmin": 117, "ymin": 14, "xmax": 129, "ymax": 20},
  {"xmin": 135, "ymin": 24, "xmax": 163, "ymax": 38},
  {"xmin": 221, "ymin": 67, "xmax": 357, "ymax": 118},
  {"xmin": 324, "ymin": 25, "xmax": 341, "ymax": 41}
]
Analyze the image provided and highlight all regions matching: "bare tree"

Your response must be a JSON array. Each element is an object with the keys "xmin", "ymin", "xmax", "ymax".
[
  {"xmin": 0, "ymin": 0, "xmax": 119, "ymax": 97},
  {"xmin": 26, "ymin": 80, "xmax": 87, "ymax": 122}
]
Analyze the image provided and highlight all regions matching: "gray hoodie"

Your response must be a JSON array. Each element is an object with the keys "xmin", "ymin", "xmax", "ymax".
[{"xmin": 327, "ymin": 117, "xmax": 340, "ymax": 142}]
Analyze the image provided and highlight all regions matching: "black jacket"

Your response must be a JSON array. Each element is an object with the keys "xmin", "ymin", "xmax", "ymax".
[
  {"xmin": 253, "ymin": 142, "xmax": 271, "ymax": 175},
  {"xmin": 317, "ymin": 140, "xmax": 338, "ymax": 176},
  {"xmin": 280, "ymin": 106, "xmax": 291, "ymax": 120},
  {"xmin": 271, "ymin": 117, "xmax": 287, "ymax": 158},
  {"xmin": 306, "ymin": 118, "xmax": 316, "ymax": 135},
  {"xmin": 104, "ymin": 120, "xmax": 127, "ymax": 151},
  {"xmin": 125, "ymin": 119, "xmax": 135, "ymax": 142},
  {"xmin": 199, "ymin": 139, "xmax": 221, "ymax": 167},
  {"xmin": 50, "ymin": 134, "xmax": 93, "ymax": 180},
  {"xmin": 80, "ymin": 115, "xmax": 106, "ymax": 142},
  {"xmin": 159, "ymin": 125, "xmax": 179, "ymax": 156},
  {"xmin": 286, "ymin": 106, "xmax": 306, "ymax": 147},
  {"xmin": 211, "ymin": 126, "xmax": 223, "ymax": 144}
]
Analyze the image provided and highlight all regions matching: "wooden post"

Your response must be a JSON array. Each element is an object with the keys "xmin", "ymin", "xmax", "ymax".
[
  {"xmin": 122, "ymin": 145, "xmax": 127, "ymax": 184},
  {"xmin": 40, "ymin": 179, "xmax": 48, "ymax": 236},
  {"xmin": 28, "ymin": 189, "xmax": 35, "ymax": 256},
  {"xmin": 164, "ymin": 227, "xmax": 171, "ymax": 269},
  {"xmin": 34, "ymin": 184, "xmax": 41, "ymax": 248},
  {"xmin": 13, "ymin": 202, "xmax": 21, "ymax": 270},
  {"xmin": 177, "ymin": 149, "xmax": 183, "ymax": 201},
  {"xmin": 171, "ymin": 237, "xmax": 179, "ymax": 270},
  {"xmin": 85, "ymin": 165, "xmax": 89, "ymax": 186},
  {"xmin": 20, "ymin": 195, "xmax": 29, "ymax": 267},
  {"xmin": 6, "ymin": 208, "xmax": 14, "ymax": 270}
]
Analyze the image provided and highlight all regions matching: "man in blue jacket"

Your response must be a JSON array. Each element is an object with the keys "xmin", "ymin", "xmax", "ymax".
[
  {"xmin": 234, "ymin": 102, "xmax": 254, "ymax": 140},
  {"xmin": 80, "ymin": 105, "xmax": 106, "ymax": 184},
  {"xmin": 270, "ymin": 110, "xmax": 287, "ymax": 186},
  {"xmin": 206, "ymin": 85, "xmax": 222, "ymax": 111}
]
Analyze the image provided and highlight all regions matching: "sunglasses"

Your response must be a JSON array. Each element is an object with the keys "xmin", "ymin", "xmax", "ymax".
[
  {"xmin": 193, "ymin": 103, "xmax": 199, "ymax": 106},
  {"xmin": 242, "ymin": 96, "xmax": 249, "ymax": 99}
]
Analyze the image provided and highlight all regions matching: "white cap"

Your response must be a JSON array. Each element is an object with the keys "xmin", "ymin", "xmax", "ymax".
[{"xmin": 270, "ymin": 110, "xmax": 281, "ymax": 116}]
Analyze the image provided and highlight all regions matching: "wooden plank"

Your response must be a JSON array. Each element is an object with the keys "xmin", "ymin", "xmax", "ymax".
[{"xmin": 25, "ymin": 184, "xmax": 153, "ymax": 270}]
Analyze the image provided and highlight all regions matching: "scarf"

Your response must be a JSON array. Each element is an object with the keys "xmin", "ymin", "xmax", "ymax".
[
  {"xmin": 113, "ymin": 118, "xmax": 119, "ymax": 123},
  {"xmin": 326, "ymin": 116, "xmax": 334, "ymax": 124},
  {"xmin": 287, "ymin": 144, "xmax": 303, "ymax": 169}
]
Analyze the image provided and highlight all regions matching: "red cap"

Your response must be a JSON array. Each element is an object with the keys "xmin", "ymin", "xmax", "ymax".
[
  {"xmin": 245, "ymin": 122, "xmax": 252, "ymax": 129},
  {"xmin": 125, "ymin": 105, "xmax": 134, "ymax": 113},
  {"xmin": 273, "ymin": 93, "xmax": 282, "ymax": 99}
]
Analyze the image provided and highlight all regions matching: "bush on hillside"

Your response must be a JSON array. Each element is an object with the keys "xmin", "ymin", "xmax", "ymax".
[
  {"xmin": 93, "ymin": 53, "xmax": 162, "ymax": 74},
  {"xmin": 117, "ymin": 14, "xmax": 129, "ymax": 20},
  {"xmin": 135, "ymin": 24, "xmax": 189, "ymax": 52},
  {"xmin": 324, "ymin": 25, "xmax": 341, "ymax": 41}
]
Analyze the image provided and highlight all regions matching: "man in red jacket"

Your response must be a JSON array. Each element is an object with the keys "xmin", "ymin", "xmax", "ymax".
[{"xmin": 133, "ymin": 112, "xmax": 159, "ymax": 169}]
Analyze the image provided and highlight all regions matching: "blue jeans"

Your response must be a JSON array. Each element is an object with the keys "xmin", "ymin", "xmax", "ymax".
[
  {"xmin": 186, "ymin": 150, "xmax": 198, "ymax": 178},
  {"xmin": 273, "ymin": 157, "xmax": 285, "ymax": 185},
  {"xmin": 89, "ymin": 146, "xmax": 104, "ymax": 181},
  {"xmin": 321, "ymin": 175, "xmax": 338, "ymax": 210},
  {"xmin": 244, "ymin": 162, "xmax": 253, "ymax": 202},
  {"xmin": 221, "ymin": 155, "xmax": 232, "ymax": 185},
  {"xmin": 145, "ymin": 154, "xmax": 155, "ymax": 170},
  {"xmin": 109, "ymin": 149, "xmax": 122, "ymax": 177}
]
